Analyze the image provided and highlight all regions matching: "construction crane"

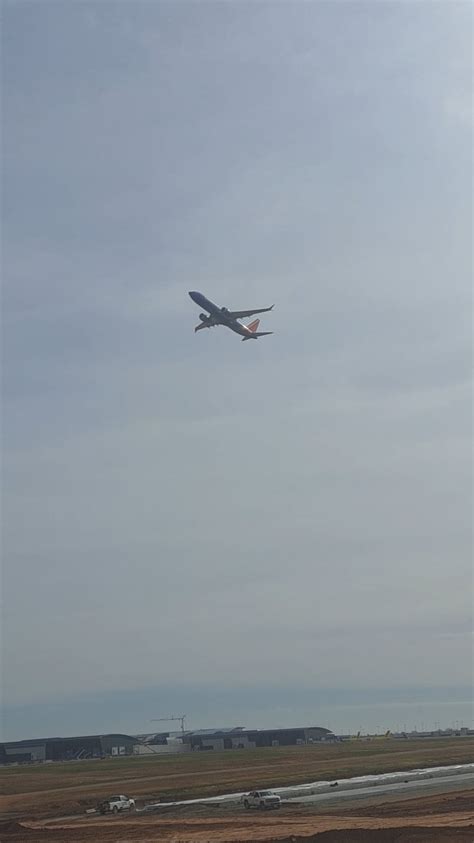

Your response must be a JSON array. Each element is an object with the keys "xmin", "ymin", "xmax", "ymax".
[{"xmin": 151, "ymin": 715, "xmax": 187, "ymax": 735}]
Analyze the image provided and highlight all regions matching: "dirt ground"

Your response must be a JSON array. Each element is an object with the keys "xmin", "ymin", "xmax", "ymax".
[
  {"xmin": 1, "ymin": 738, "xmax": 472, "ymax": 819},
  {"xmin": 1, "ymin": 789, "xmax": 473, "ymax": 842},
  {"xmin": 1, "ymin": 741, "xmax": 472, "ymax": 842}
]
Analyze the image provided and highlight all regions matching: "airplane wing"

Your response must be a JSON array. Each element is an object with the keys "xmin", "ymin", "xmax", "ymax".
[{"xmin": 228, "ymin": 305, "xmax": 274, "ymax": 319}]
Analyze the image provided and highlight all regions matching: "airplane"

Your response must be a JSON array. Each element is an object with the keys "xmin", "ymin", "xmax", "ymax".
[{"xmin": 188, "ymin": 291, "xmax": 274, "ymax": 341}]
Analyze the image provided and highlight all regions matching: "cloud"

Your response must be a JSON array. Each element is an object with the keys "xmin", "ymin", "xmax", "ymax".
[{"xmin": 2, "ymin": 0, "xmax": 471, "ymax": 736}]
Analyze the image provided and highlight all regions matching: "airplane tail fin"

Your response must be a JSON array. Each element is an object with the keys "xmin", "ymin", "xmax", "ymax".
[{"xmin": 242, "ymin": 318, "xmax": 273, "ymax": 341}]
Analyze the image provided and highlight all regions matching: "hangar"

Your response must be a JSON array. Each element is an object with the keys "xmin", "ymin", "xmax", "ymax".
[
  {"xmin": 0, "ymin": 733, "xmax": 136, "ymax": 764},
  {"xmin": 185, "ymin": 726, "xmax": 333, "ymax": 751}
]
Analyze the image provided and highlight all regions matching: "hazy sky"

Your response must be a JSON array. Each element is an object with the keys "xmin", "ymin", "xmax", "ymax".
[{"xmin": 2, "ymin": 1, "xmax": 472, "ymax": 742}]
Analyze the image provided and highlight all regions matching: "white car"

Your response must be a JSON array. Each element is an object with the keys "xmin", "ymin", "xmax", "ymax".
[
  {"xmin": 242, "ymin": 790, "xmax": 281, "ymax": 810},
  {"xmin": 98, "ymin": 795, "xmax": 135, "ymax": 815}
]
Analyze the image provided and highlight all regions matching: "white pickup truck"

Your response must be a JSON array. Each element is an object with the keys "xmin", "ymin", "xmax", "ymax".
[
  {"xmin": 97, "ymin": 795, "xmax": 135, "ymax": 815},
  {"xmin": 242, "ymin": 790, "xmax": 281, "ymax": 810}
]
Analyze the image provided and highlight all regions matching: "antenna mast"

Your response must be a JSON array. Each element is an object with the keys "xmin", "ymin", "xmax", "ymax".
[{"xmin": 151, "ymin": 714, "xmax": 187, "ymax": 735}]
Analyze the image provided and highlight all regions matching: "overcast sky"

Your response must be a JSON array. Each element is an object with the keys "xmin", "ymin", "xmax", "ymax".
[{"xmin": 2, "ymin": 1, "xmax": 472, "ymax": 742}]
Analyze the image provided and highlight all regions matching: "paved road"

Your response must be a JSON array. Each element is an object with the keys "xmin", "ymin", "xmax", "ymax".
[
  {"xmin": 286, "ymin": 771, "xmax": 474, "ymax": 807},
  {"xmin": 140, "ymin": 766, "xmax": 473, "ymax": 812},
  {"xmin": 36, "ymin": 769, "xmax": 472, "ymax": 827}
]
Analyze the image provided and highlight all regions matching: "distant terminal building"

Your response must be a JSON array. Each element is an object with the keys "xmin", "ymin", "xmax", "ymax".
[
  {"xmin": 184, "ymin": 726, "xmax": 333, "ymax": 751},
  {"xmin": 136, "ymin": 731, "xmax": 174, "ymax": 746},
  {"xmin": 133, "ymin": 732, "xmax": 191, "ymax": 755},
  {"xmin": 1, "ymin": 726, "xmax": 336, "ymax": 763},
  {"xmin": 0, "ymin": 733, "xmax": 136, "ymax": 764}
]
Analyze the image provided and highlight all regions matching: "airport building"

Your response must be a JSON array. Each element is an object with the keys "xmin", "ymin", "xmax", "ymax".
[
  {"xmin": 184, "ymin": 726, "xmax": 333, "ymax": 751},
  {"xmin": 0, "ymin": 733, "xmax": 136, "ymax": 763},
  {"xmin": 1, "ymin": 726, "xmax": 334, "ymax": 763}
]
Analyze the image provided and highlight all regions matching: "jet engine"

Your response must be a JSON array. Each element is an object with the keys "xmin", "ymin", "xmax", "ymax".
[{"xmin": 199, "ymin": 313, "xmax": 208, "ymax": 322}]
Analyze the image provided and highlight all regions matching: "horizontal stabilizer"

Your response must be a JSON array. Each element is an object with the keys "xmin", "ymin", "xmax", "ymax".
[{"xmin": 242, "ymin": 331, "xmax": 273, "ymax": 341}]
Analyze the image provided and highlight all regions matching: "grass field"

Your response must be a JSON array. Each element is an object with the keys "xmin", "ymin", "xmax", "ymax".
[{"xmin": 0, "ymin": 737, "xmax": 472, "ymax": 820}]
